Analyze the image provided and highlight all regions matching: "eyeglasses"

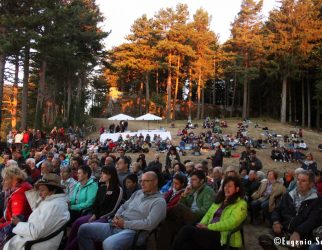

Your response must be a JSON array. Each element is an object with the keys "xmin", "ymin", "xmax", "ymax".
[{"xmin": 139, "ymin": 179, "xmax": 154, "ymax": 184}]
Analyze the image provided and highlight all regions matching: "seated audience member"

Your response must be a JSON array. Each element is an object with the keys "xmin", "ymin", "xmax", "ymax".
[
  {"xmin": 318, "ymin": 143, "xmax": 322, "ymax": 152},
  {"xmin": 165, "ymin": 146, "xmax": 181, "ymax": 169},
  {"xmin": 184, "ymin": 161, "xmax": 195, "ymax": 183},
  {"xmin": 131, "ymin": 162, "xmax": 143, "ymax": 180},
  {"xmin": 280, "ymin": 169, "xmax": 296, "ymax": 192},
  {"xmin": 299, "ymin": 140, "xmax": 308, "ymax": 150},
  {"xmin": 239, "ymin": 145, "xmax": 251, "ymax": 169},
  {"xmin": 69, "ymin": 165, "xmax": 98, "ymax": 223},
  {"xmin": 164, "ymin": 173, "xmax": 188, "ymax": 211},
  {"xmin": 124, "ymin": 174, "xmax": 140, "ymax": 200},
  {"xmin": 315, "ymin": 170, "xmax": 322, "ymax": 196},
  {"xmin": 259, "ymin": 171, "xmax": 322, "ymax": 250},
  {"xmin": 244, "ymin": 170, "xmax": 261, "ymax": 202},
  {"xmin": 61, "ymin": 167, "xmax": 77, "ymax": 201},
  {"xmin": 157, "ymin": 170, "xmax": 214, "ymax": 250},
  {"xmin": 251, "ymin": 170, "xmax": 285, "ymax": 224},
  {"xmin": 300, "ymin": 153, "xmax": 318, "ymax": 174},
  {"xmin": 77, "ymin": 172, "xmax": 166, "ymax": 250},
  {"xmin": 145, "ymin": 154, "xmax": 162, "ymax": 173},
  {"xmin": 115, "ymin": 156, "xmax": 131, "ymax": 189},
  {"xmin": 209, "ymin": 167, "xmax": 223, "ymax": 193},
  {"xmin": 4, "ymin": 173, "xmax": 70, "ymax": 250},
  {"xmin": 0, "ymin": 166, "xmax": 32, "ymax": 247},
  {"xmin": 40, "ymin": 160, "xmax": 55, "ymax": 176},
  {"xmin": 292, "ymin": 149, "xmax": 305, "ymax": 162},
  {"xmin": 89, "ymin": 159, "xmax": 101, "ymax": 181},
  {"xmin": 271, "ymin": 147, "xmax": 282, "ymax": 162},
  {"xmin": 26, "ymin": 158, "xmax": 41, "ymax": 184},
  {"xmin": 136, "ymin": 154, "xmax": 147, "ymax": 171},
  {"xmin": 172, "ymin": 176, "xmax": 247, "ymax": 250},
  {"xmin": 280, "ymin": 147, "xmax": 290, "ymax": 162},
  {"xmin": 65, "ymin": 166, "xmax": 123, "ymax": 250},
  {"xmin": 248, "ymin": 150, "xmax": 263, "ymax": 172}
]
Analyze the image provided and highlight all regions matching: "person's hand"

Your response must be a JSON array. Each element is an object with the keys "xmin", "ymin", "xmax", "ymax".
[
  {"xmin": 183, "ymin": 186, "xmax": 192, "ymax": 197},
  {"xmin": 112, "ymin": 216, "xmax": 124, "ymax": 229},
  {"xmin": 272, "ymin": 222, "xmax": 282, "ymax": 235},
  {"xmin": 88, "ymin": 214, "xmax": 96, "ymax": 222},
  {"xmin": 196, "ymin": 223, "xmax": 208, "ymax": 229},
  {"xmin": 11, "ymin": 216, "xmax": 21, "ymax": 226},
  {"xmin": 289, "ymin": 232, "xmax": 301, "ymax": 247}
]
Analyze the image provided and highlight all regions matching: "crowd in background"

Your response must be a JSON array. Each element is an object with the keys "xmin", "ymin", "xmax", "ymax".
[{"xmin": 0, "ymin": 119, "xmax": 321, "ymax": 250}]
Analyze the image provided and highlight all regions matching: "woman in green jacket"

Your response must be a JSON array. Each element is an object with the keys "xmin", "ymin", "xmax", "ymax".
[
  {"xmin": 172, "ymin": 176, "xmax": 247, "ymax": 250},
  {"xmin": 69, "ymin": 165, "xmax": 98, "ymax": 223}
]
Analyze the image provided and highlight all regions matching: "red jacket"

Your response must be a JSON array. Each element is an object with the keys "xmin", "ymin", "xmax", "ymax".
[
  {"xmin": 316, "ymin": 181, "xmax": 322, "ymax": 196},
  {"xmin": 0, "ymin": 182, "xmax": 32, "ymax": 229},
  {"xmin": 22, "ymin": 132, "xmax": 30, "ymax": 144},
  {"xmin": 164, "ymin": 189, "xmax": 184, "ymax": 211}
]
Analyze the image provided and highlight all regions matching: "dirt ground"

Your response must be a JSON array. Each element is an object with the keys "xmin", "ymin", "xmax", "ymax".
[{"xmin": 91, "ymin": 117, "xmax": 322, "ymax": 249}]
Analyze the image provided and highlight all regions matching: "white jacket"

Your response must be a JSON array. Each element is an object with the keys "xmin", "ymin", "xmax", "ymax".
[{"xmin": 4, "ymin": 193, "xmax": 70, "ymax": 250}]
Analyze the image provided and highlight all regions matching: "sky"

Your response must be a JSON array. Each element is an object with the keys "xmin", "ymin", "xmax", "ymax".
[{"xmin": 96, "ymin": 0, "xmax": 278, "ymax": 49}]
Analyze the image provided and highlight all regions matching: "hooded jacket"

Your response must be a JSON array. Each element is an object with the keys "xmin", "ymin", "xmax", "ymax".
[
  {"xmin": 4, "ymin": 193, "xmax": 70, "ymax": 250},
  {"xmin": 271, "ymin": 188, "xmax": 322, "ymax": 238},
  {"xmin": 70, "ymin": 178, "xmax": 98, "ymax": 212}
]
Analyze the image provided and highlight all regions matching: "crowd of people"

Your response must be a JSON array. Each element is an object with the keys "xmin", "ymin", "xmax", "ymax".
[{"xmin": 0, "ymin": 119, "xmax": 321, "ymax": 250}]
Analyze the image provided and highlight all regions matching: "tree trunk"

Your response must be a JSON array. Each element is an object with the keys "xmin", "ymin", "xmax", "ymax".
[
  {"xmin": 166, "ymin": 53, "xmax": 172, "ymax": 122},
  {"xmin": 288, "ymin": 82, "xmax": 292, "ymax": 123},
  {"xmin": 213, "ymin": 58, "xmax": 216, "ymax": 105},
  {"xmin": 67, "ymin": 77, "xmax": 72, "ymax": 125},
  {"xmin": 242, "ymin": 80, "xmax": 248, "ymax": 119},
  {"xmin": 201, "ymin": 82, "xmax": 205, "ymax": 119},
  {"xmin": 307, "ymin": 80, "xmax": 311, "ymax": 129},
  {"xmin": 280, "ymin": 76, "xmax": 287, "ymax": 124},
  {"xmin": 12, "ymin": 55, "xmax": 19, "ymax": 130},
  {"xmin": 145, "ymin": 72, "xmax": 150, "ymax": 112},
  {"xmin": 138, "ymin": 81, "xmax": 144, "ymax": 115},
  {"xmin": 196, "ymin": 69, "xmax": 201, "ymax": 120},
  {"xmin": 35, "ymin": 60, "xmax": 46, "ymax": 129},
  {"xmin": 301, "ymin": 78, "xmax": 305, "ymax": 127},
  {"xmin": 156, "ymin": 70, "xmax": 159, "ymax": 95},
  {"xmin": 188, "ymin": 68, "xmax": 192, "ymax": 121},
  {"xmin": 316, "ymin": 99, "xmax": 320, "ymax": 130},
  {"xmin": 173, "ymin": 57, "xmax": 180, "ymax": 120},
  {"xmin": 247, "ymin": 80, "xmax": 250, "ymax": 118},
  {"xmin": 230, "ymin": 72, "xmax": 237, "ymax": 117},
  {"xmin": 21, "ymin": 45, "xmax": 30, "ymax": 130},
  {"xmin": 0, "ymin": 54, "xmax": 5, "ymax": 138}
]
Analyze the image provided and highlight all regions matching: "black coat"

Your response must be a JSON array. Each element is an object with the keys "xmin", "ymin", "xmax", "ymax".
[
  {"xmin": 92, "ymin": 184, "xmax": 123, "ymax": 217},
  {"xmin": 271, "ymin": 190, "xmax": 322, "ymax": 239}
]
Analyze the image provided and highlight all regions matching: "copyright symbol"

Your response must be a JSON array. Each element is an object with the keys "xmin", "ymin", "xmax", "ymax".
[{"xmin": 274, "ymin": 237, "xmax": 281, "ymax": 245}]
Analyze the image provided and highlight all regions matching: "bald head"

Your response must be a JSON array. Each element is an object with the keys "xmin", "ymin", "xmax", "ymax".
[{"xmin": 141, "ymin": 171, "xmax": 158, "ymax": 193}]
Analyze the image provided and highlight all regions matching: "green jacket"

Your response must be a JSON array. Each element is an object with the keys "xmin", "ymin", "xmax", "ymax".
[
  {"xmin": 179, "ymin": 184, "xmax": 214, "ymax": 218},
  {"xmin": 70, "ymin": 178, "xmax": 98, "ymax": 211},
  {"xmin": 200, "ymin": 198, "xmax": 247, "ymax": 248}
]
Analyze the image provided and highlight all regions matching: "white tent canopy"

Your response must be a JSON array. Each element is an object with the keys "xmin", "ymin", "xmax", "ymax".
[
  {"xmin": 135, "ymin": 113, "xmax": 162, "ymax": 121},
  {"xmin": 107, "ymin": 113, "xmax": 135, "ymax": 121}
]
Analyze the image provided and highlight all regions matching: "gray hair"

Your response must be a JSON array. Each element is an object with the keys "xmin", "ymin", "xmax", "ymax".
[
  {"xmin": 6, "ymin": 160, "xmax": 18, "ymax": 168},
  {"xmin": 26, "ymin": 158, "xmax": 36, "ymax": 165},
  {"xmin": 213, "ymin": 167, "xmax": 223, "ymax": 175},
  {"xmin": 294, "ymin": 168, "xmax": 305, "ymax": 175}
]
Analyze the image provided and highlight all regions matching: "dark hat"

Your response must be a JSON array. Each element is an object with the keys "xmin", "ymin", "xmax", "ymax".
[{"xmin": 35, "ymin": 173, "xmax": 65, "ymax": 189}]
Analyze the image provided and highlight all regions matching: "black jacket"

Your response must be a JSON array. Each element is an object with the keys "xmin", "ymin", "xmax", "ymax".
[
  {"xmin": 271, "ymin": 189, "xmax": 322, "ymax": 239},
  {"xmin": 92, "ymin": 184, "xmax": 123, "ymax": 217}
]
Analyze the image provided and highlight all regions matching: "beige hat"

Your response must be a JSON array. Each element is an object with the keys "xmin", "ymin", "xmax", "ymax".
[
  {"xmin": 35, "ymin": 173, "xmax": 65, "ymax": 189},
  {"xmin": 224, "ymin": 165, "xmax": 239, "ymax": 174}
]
